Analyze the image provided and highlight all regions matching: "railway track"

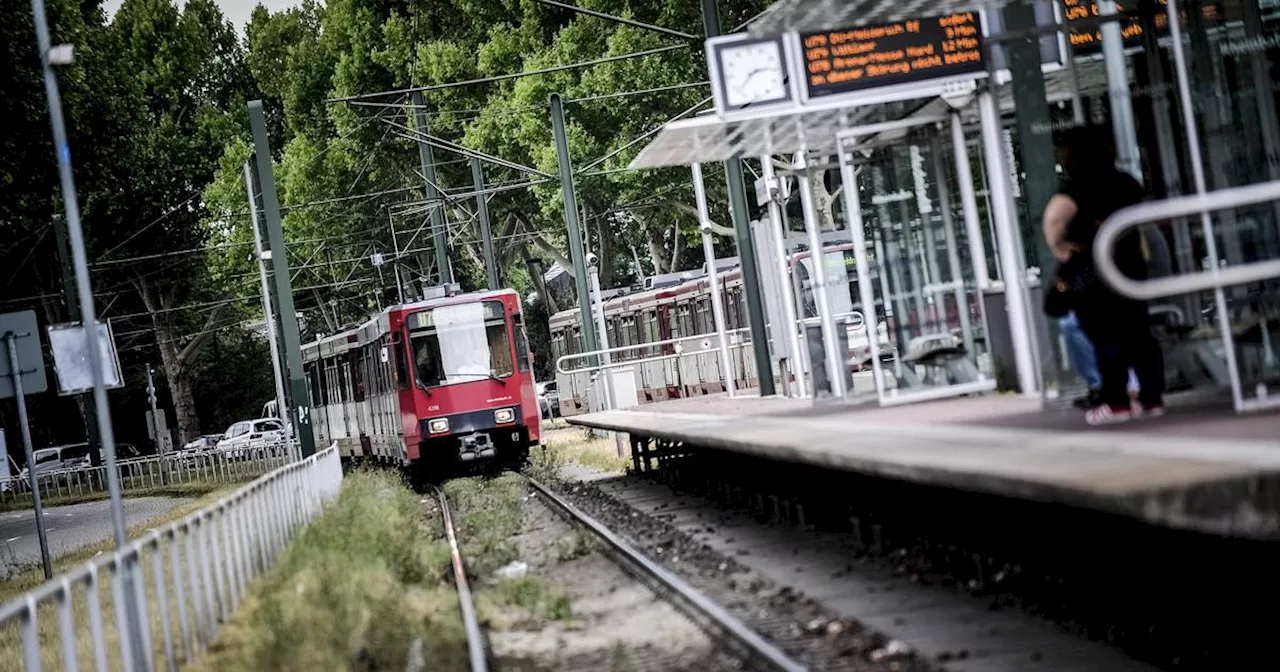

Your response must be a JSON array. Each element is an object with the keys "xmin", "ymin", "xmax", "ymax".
[
  {"xmin": 434, "ymin": 475, "xmax": 818, "ymax": 672},
  {"xmin": 527, "ymin": 477, "xmax": 810, "ymax": 672},
  {"xmin": 434, "ymin": 485, "xmax": 490, "ymax": 672}
]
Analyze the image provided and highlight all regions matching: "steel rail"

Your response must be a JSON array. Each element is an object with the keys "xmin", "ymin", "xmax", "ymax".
[
  {"xmin": 527, "ymin": 477, "xmax": 809, "ymax": 672},
  {"xmin": 434, "ymin": 486, "xmax": 489, "ymax": 672}
]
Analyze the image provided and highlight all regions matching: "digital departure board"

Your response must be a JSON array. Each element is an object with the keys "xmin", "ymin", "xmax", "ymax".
[
  {"xmin": 1061, "ymin": 0, "xmax": 1228, "ymax": 56},
  {"xmin": 799, "ymin": 12, "xmax": 987, "ymax": 100}
]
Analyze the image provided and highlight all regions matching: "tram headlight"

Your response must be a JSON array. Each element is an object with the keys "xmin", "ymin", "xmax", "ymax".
[
  {"xmin": 494, "ymin": 408, "xmax": 516, "ymax": 425},
  {"xmin": 427, "ymin": 418, "xmax": 449, "ymax": 435}
]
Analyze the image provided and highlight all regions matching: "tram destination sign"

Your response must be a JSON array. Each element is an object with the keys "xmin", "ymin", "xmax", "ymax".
[{"xmin": 799, "ymin": 12, "xmax": 986, "ymax": 101}]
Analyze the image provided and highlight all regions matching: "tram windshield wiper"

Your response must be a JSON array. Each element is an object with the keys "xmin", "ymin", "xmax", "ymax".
[{"xmin": 415, "ymin": 379, "xmax": 433, "ymax": 396}]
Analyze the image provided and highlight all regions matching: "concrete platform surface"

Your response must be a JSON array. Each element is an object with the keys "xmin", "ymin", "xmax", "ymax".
[{"xmin": 568, "ymin": 394, "xmax": 1280, "ymax": 539}]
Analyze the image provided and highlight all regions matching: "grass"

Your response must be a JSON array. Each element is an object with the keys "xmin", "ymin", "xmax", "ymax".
[
  {"xmin": 532, "ymin": 425, "xmax": 631, "ymax": 478},
  {"xmin": 189, "ymin": 469, "xmax": 466, "ymax": 672},
  {"xmin": 443, "ymin": 474, "xmax": 573, "ymax": 629}
]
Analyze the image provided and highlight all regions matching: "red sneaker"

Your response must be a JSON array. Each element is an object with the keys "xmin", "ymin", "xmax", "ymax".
[{"xmin": 1086, "ymin": 404, "xmax": 1133, "ymax": 426}]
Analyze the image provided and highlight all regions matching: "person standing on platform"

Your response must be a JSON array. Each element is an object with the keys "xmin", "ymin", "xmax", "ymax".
[{"xmin": 1043, "ymin": 126, "xmax": 1165, "ymax": 425}]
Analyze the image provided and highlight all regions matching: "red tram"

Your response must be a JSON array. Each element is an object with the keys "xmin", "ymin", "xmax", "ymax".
[{"xmin": 301, "ymin": 287, "xmax": 540, "ymax": 475}]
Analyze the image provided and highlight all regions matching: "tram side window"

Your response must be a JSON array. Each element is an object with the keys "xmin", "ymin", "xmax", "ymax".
[
  {"xmin": 644, "ymin": 310, "xmax": 658, "ymax": 346},
  {"xmin": 391, "ymin": 332, "xmax": 410, "ymax": 390},
  {"xmin": 513, "ymin": 313, "xmax": 531, "ymax": 373},
  {"xmin": 624, "ymin": 315, "xmax": 638, "ymax": 351},
  {"xmin": 696, "ymin": 298, "xmax": 711, "ymax": 334},
  {"xmin": 307, "ymin": 361, "xmax": 324, "ymax": 407},
  {"xmin": 550, "ymin": 329, "xmax": 563, "ymax": 364},
  {"xmin": 352, "ymin": 351, "xmax": 365, "ymax": 402},
  {"xmin": 676, "ymin": 303, "xmax": 694, "ymax": 338}
]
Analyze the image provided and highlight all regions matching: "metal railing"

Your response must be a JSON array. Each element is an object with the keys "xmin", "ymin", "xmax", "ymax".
[
  {"xmin": 0, "ymin": 443, "xmax": 343, "ymax": 671},
  {"xmin": 0, "ymin": 445, "xmax": 295, "ymax": 506},
  {"xmin": 1095, "ymin": 179, "xmax": 1280, "ymax": 413},
  {"xmin": 1095, "ymin": 180, "xmax": 1280, "ymax": 300},
  {"xmin": 555, "ymin": 311, "xmax": 869, "ymax": 377}
]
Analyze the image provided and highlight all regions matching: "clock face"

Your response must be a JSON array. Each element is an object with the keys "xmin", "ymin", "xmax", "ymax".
[{"xmin": 719, "ymin": 40, "xmax": 788, "ymax": 109}]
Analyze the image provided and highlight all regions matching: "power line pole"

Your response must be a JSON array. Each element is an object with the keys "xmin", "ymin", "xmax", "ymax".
[
  {"xmin": 248, "ymin": 100, "xmax": 317, "ymax": 458},
  {"xmin": 244, "ymin": 162, "xmax": 292, "ymax": 459},
  {"xmin": 549, "ymin": 93, "xmax": 600, "ymax": 357},
  {"xmin": 472, "ymin": 157, "xmax": 500, "ymax": 290},
  {"xmin": 700, "ymin": 0, "xmax": 775, "ymax": 396},
  {"xmin": 411, "ymin": 91, "xmax": 452, "ymax": 285},
  {"xmin": 27, "ymin": 0, "xmax": 146, "ymax": 665}
]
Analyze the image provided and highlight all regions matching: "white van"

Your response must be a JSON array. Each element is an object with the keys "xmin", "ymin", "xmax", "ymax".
[{"xmin": 216, "ymin": 419, "xmax": 286, "ymax": 459}]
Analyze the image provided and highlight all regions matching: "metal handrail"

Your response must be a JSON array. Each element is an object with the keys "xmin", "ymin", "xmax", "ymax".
[
  {"xmin": 0, "ymin": 444, "xmax": 294, "ymax": 504},
  {"xmin": 556, "ymin": 329, "xmax": 752, "ymax": 376},
  {"xmin": 556, "ymin": 311, "xmax": 870, "ymax": 377},
  {"xmin": 0, "ymin": 443, "xmax": 343, "ymax": 670},
  {"xmin": 1095, "ymin": 180, "xmax": 1280, "ymax": 300}
]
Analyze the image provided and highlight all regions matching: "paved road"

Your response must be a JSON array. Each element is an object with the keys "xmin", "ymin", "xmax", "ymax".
[{"xmin": 0, "ymin": 497, "xmax": 188, "ymax": 576}]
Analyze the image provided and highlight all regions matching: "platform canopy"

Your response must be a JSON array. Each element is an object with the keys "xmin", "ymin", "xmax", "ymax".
[
  {"xmin": 628, "ymin": 60, "xmax": 1107, "ymax": 170},
  {"xmin": 625, "ymin": 0, "xmax": 1109, "ymax": 170}
]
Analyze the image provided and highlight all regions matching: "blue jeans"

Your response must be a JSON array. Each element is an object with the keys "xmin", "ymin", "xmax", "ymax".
[{"xmin": 1060, "ymin": 311, "xmax": 1102, "ymax": 390}]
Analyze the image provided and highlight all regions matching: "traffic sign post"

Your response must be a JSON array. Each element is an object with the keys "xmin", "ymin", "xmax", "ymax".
[{"xmin": 1, "ymin": 310, "xmax": 54, "ymax": 579}]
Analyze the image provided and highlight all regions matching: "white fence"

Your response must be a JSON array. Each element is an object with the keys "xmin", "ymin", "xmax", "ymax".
[
  {"xmin": 0, "ymin": 445, "xmax": 295, "ymax": 506},
  {"xmin": 0, "ymin": 443, "xmax": 343, "ymax": 671}
]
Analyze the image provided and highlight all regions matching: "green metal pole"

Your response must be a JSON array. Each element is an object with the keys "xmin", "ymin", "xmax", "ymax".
[
  {"xmin": 701, "ymin": 0, "xmax": 775, "ymax": 396},
  {"xmin": 472, "ymin": 157, "xmax": 500, "ymax": 290},
  {"xmin": 248, "ymin": 100, "xmax": 317, "ymax": 458},
  {"xmin": 412, "ymin": 91, "xmax": 452, "ymax": 285},
  {"xmin": 549, "ymin": 93, "xmax": 599, "ymax": 357}
]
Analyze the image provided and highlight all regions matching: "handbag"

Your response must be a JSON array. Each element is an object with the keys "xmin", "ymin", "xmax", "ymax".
[
  {"xmin": 1043, "ymin": 273, "xmax": 1073, "ymax": 317},
  {"xmin": 1043, "ymin": 254, "xmax": 1089, "ymax": 318}
]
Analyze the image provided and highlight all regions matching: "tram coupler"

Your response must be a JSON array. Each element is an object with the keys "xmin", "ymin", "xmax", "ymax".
[{"xmin": 457, "ymin": 432, "xmax": 496, "ymax": 461}]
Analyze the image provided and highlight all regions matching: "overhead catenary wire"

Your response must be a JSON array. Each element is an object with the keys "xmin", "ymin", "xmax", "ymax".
[{"xmin": 329, "ymin": 43, "xmax": 690, "ymax": 103}]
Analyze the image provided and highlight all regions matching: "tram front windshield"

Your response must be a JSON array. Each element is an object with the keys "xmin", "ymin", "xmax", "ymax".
[{"xmin": 408, "ymin": 300, "xmax": 514, "ymax": 388}]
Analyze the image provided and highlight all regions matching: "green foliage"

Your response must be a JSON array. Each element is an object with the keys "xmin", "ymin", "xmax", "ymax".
[{"xmin": 194, "ymin": 470, "xmax": 467, "ymax": 672}]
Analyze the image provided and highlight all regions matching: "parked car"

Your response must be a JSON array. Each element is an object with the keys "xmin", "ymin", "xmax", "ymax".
[
  {"xmin": 174, "ymin": 435, "xmax": 223, "ymax": 466},
  {"xmin": 15, "ymin": 442, "xmax": 92, "ymax": 482},
  {"xmin": 536, "ymin": 381, "xmax": 560, "ymax": 419},
  {"xmin": 216, "ymin": 418, "xmax": 286, "ymax": 459}
]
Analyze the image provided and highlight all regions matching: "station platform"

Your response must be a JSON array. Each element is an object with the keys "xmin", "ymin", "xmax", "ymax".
[{"xmin": 565, "ymin": 394, "xmax": 1280, "ymax": 540}]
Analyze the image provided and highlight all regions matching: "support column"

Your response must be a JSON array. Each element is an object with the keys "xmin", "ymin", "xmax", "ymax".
[
  {"xmin": 471, "ymin": 158, "xmax": 500, "ymax": 290},
  {"xmin": 978, "ymin": 90, "xmax": 1040, "ymax": 395},
  {"xmin": 549, "ymin": 93, "xmax": 599, "ymax": 358},
  {"xmin": 702, "ymin": 0, "xmax": 775, "ymax": 396},
  {"xmin": 692, "ymin": 163, "xmax": 737, "ymax": 398},
  {"xmin": 249, "ymin": 100, "xmax": 317, "ymax": 458},
  {"xmin": 411, "ymin": 91, "xmax": 452, "ymax": 285},
  {"xmin": 1097, "ymin": 0, "xmax": 1143, "ymax": 180},
  {"xmin": 796, "ymin": 150, "xmax": 845, "ymax": 399},
  {"xmin": 245, "ymin": 162, "xmax": 292, "ymax": 459},
  {"xmin": 760, "ymin": 156, "xmax": 807, "ymax": 396},
  {"xmin": 837, "ymin": 146, "xmax": 886, "ymax": 397}
]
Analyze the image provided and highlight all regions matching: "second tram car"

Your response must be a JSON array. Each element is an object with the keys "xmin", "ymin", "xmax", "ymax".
[
  {"xmin": 302, "ymin": 287, "xmax": 540, "ymax": 474},
  {"xmin": 549, "ymin": 241, "xmax": 978, "ymax": 415}
]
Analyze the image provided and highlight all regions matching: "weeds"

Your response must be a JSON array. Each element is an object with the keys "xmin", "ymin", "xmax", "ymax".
[
  {"xmin": 190, "ymin": 469, "xmax": 466, "ymax": 672},
  {"xmin": 532, "ymin": 426, "xmax": 630, "ymax": 479},
  {"xmin": 443, "ymin": 474, "xmax": 574, "ymax": 632},
  {"xmin": 555, "ymin": 532, "xmax": 594, "ymax": 563}
]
